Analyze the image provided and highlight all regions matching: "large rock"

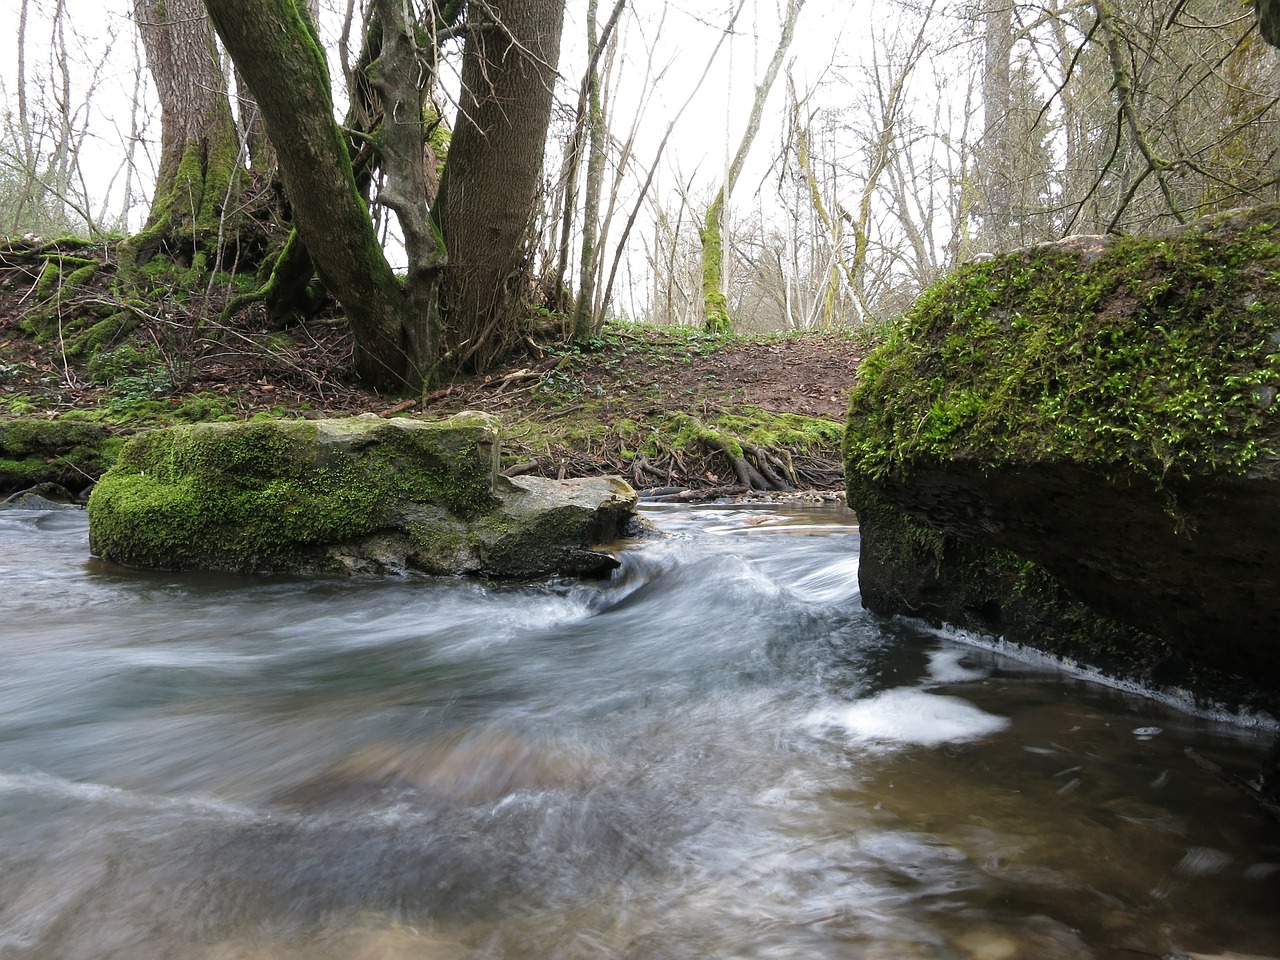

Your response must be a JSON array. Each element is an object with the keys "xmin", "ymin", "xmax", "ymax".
[
  {"xmin": 845, "ymin": 207, "xmax": 1280, "ymax": 713},
  {"xmin": 88, "ymin": 412, "xmax": 638, "ymax": 578}
]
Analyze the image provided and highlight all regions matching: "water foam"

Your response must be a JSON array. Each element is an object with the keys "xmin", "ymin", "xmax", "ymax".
[{"xmin": 807, "ymin": 687, "xmax": 1011, "ymax": 749}]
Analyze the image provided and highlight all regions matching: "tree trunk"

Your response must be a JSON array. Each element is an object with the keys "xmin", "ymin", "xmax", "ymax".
[
  {"xmin": 367, "ymin": 0, "xmax": 446, "ymax": 384},
  {"xmin": 203, "ymin": 0, "xmax": 413, "ymax": 391},
  {"xmin": 571, "ymin": 0, "xmax": 607, "ymax": 341},
  {"xmin": 235, "ymin": 0, "xmax": 319, "ymax": 178},
  {"xmin": 700, "ymin": 0, "xmax": 804, "ymax": 333},
  {"xmin": 977, "ymin": 0, "xmax": 1014, "ymax": 249},
  {"xmin": 129, "ymin": 0, "xmax": 241, "ymax": 269},
  {"xmin": 433, "ymin": 0, "xmax": 567, "ymax": 371},
  {"xmin": 1259, "ymin": 0, "xmax": 1280, "ymax": 47}
]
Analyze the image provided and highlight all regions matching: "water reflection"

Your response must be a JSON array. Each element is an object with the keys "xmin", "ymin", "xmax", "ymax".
[{"xmin": 0, "ymin": 500, "xmax": 1275, "ymax": 959}]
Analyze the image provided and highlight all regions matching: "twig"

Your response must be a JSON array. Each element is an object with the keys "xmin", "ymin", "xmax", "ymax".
[{"xmin": 377, "ymin": 398, "xmax": 418, "ymax": 417}]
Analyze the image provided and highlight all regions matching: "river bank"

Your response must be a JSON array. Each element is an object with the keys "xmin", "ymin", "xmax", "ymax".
[{"xmin": 1, "ymin": 237, "xmax": 864, "ymax": 496}]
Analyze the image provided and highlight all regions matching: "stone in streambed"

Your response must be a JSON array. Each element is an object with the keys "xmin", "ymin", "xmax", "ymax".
[
  {"xmin": 87, "ymin": 412, "xmax": 637, "ymax": 578},
  {"xmin": 844, "ymin": 205, "xmax": 1280, "ymax": 714}
]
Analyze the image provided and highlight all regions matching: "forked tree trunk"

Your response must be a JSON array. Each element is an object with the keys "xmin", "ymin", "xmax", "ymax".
[
  {"xmin": 203, "ymin": 0, "xmax": 414, "ymax": 391},
  {"xmin": 433, "ymin": 0, "xmax": 567, "ymax": 371}
]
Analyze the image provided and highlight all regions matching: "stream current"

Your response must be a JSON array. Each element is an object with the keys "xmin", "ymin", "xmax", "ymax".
[{"xmin": 0, "ymin": 500, "xmax": 1277, "ymax": 960}]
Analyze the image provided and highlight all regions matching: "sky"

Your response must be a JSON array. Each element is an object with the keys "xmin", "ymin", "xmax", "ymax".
[{"xmin": 1, "ymin": 0, "xmax": 863, "ymax": 230}]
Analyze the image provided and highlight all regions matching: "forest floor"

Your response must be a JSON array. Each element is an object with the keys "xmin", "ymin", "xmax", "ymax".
[{"xmin": 0, "ymin": 238, "xmax": 873, "ymax": 498}]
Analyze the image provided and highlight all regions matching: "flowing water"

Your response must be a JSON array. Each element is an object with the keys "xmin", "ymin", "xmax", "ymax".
[{"xmin": 1, "ymin": 499, "xmax": 1277, "ymax": 960}]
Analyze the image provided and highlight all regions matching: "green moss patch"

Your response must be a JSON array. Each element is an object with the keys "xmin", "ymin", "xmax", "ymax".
[
  {"xmin": 0, "ymin": 417, "xmax": 122, "ymax": 494},
  {"xmin": 845, "ymin": 207, "xmax": 1280, "ymax": 483},
  {"xmin": 88, "ymin": 414, "xmax": 502, "ymax": 571}
]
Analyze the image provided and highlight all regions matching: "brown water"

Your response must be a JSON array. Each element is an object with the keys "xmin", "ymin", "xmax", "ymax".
[{"xmin": 0, "ymin": 500, "xmax": 1276, "ymax": 960}]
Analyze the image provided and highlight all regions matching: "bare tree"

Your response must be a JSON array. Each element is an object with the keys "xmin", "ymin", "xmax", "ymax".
[
  {"xmin": 205, "ymin": 0, "xmax": 567, "ymax": 388},
  {"xmin": 700, "ymin": 0, "xmax": 805, "ymax": 333}
]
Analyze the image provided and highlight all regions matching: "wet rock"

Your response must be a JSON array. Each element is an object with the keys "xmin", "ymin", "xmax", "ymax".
[
  {"xmin": 845, "ymin": 206, "xmax": 1280, "ymax": 714},
  {"xmin": 0, "ymin": 416, "xmax": 119, "ymax": 496},
  {"xmin": 1, "ymin": 481, "xmax": 81, "ymax": 508},
  {"xmin": 87, "ymin": 412, "xmax": 637, "ymax": 578}
]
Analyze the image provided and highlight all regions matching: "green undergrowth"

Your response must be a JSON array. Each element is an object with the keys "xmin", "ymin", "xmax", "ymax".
[
  {"xmin": 13, "ymin": 237, "xmax": 260, "ymax": 362},
  {"xmin": 845, "ymin": 206, "xmax": 1280, "ymax": 483}
]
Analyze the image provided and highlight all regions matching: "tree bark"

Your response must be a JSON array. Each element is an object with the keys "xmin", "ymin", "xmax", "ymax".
[
  {"xmin": 203, "ymin": 0, "xmax": 413, "ymax": 391},
  {"xmin": 129, "ymin": 0, "xmax": 241, "ymax": 268},
  {"xmin": 367, "ymin": 0, "xmax": 446, "ymax": 384},
  {"xmin": 571, "ymin": 0, "xmax": 608, "ymax": 341},
  {"xmin": 433, "ymin": 0, "xmax": 567, "ymax": 371}
]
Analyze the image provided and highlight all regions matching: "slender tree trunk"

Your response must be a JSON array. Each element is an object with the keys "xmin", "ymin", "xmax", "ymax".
[
  {"xmin": 433, "ymin": 0, "xmax": 567, "ymax": 371},
  {"xmin": 700, "ymin": 0, "xmax": 804, "ymax": 333},
  {"xmin": 129, "ymin": 0, "xmax": 241, "ymax": 268},
  {"xmin": 571, "ymin": 0, "xmax": 622, "ymax": 341},
  {"xmin": 203, "ymin": 0, "xmax": 412, "ymax": 391},
  {"xmin": 978, "ymin": 0, "xmax": 1014, "ymax": 249},
  {"xmin": 367, "ymin": 0, "xmax": 446, "ymax": 384}
]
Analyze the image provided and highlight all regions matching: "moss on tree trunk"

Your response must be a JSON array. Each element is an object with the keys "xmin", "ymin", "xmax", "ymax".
[
  {"xmin": 204, "ymin": 0, "xmax": 416, "ymax": 392},
  {"xmin": 700, "ymin": 189, "xmax": 731, "ymax": 335},
  {"xmin": 125, "ymin": 0, "xmax": 246, "ymax": 274}
]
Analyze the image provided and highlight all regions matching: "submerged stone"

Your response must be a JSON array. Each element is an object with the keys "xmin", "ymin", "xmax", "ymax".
[
  {"xmin": 845, "ymin": 206, "xmax": 1280, "ymax": 714},
  {"xmin": 88, "ymin": 412, "xmax": 637, "ymax": 578}
]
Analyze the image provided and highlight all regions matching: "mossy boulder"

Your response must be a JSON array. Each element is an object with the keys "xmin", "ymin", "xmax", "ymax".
[
  {"xmin": 88, "ymin": 413, "xmax": 638, "ymax": 578},
  {"xmin": 0, "ymin": 417, "xmax": 122, "ymax": 496},
  {"xmin": 845, "ymin": 206, "xmax": 1280, "ymax": 713}
]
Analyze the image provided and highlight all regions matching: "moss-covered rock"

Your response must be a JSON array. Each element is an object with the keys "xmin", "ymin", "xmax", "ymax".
[
  {"xmin": 0, "ymin": 417, "xmax": 122, "ymax": 496},
  {"xmin": 845, "ymin": 206, "xmax": 1280, "ymax": 714},
  {"xmin": 88, "ymin": 413, "xmax": 638, "ymax": 578}
]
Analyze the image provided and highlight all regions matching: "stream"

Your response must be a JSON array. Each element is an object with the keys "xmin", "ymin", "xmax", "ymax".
[{"xmin": 0, "ymin": 499, "xmax": 1277, "ymax": 960}]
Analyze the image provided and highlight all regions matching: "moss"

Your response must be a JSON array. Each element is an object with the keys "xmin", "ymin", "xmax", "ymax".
[
  {"xmin": 844, "ymin": 208, "xmax": 1280, "ymax": 711},
  {"xmin": 87, "ymin": 415, "xmax": 501, "ymax": 572},
  {"xmin": 34, "ymin": 260, "xmax": 60, "ymax": 297},
  {"xmin": 68, "ymin": 312, "xmax": 139, "ymax": 355},
  {"xmin": 64, "ymin": 263, "xmax": 97, "ymax": 287},
  {"xmin": 0, "ymin": 417, "xmax": 122, "ymax": 493},
  {"xmin": 121, "ymin": 113, "xmax": 244, "ymax": 281},
  {"xmin": 670, "ymin": 412, "xmax": 743, "ymax": 459},
  {"xmin": 91, "ymin": 423, "xmax": 376, "ymax": 570},
  {"xmin": 845, "ymin": 207, "xmax": 1280, "ymax": 484},
  {"xmin": 88, "ymin": 340, "xmax": 162, "ymax": 386},
  {"xmin": 700, "ymin": 192, "xmax": 731, "ymax": 334}
]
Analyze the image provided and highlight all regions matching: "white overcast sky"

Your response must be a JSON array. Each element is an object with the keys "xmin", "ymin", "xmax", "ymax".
[{"xmin": 2, "ymin": 0, "xmax": 865, "ymax": 231}]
